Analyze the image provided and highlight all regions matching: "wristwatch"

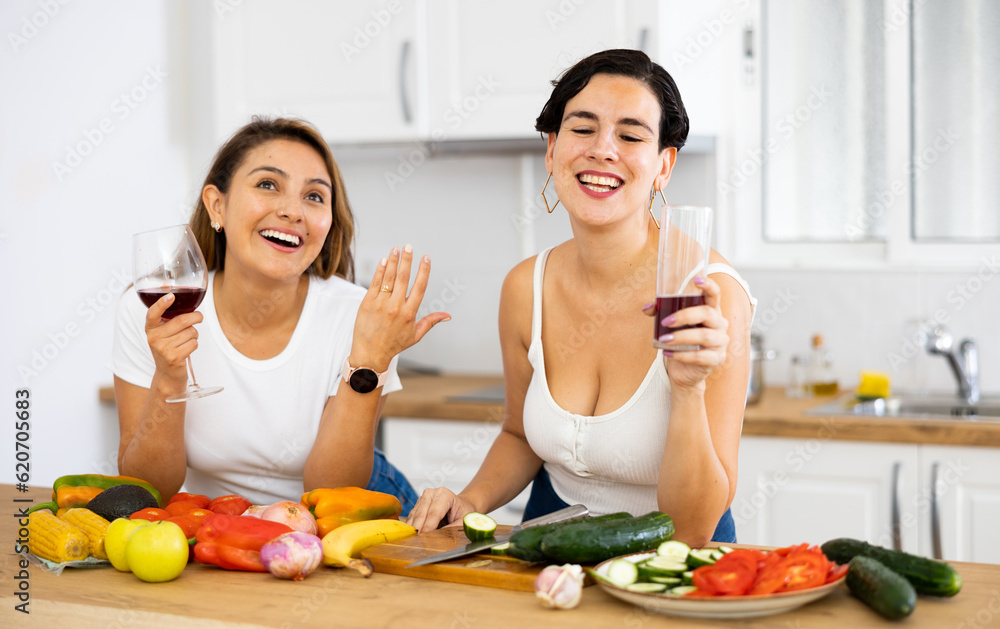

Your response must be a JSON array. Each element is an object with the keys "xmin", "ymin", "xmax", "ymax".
[{"xmin": 342, "ymin": 357, "xmax": 388, "ymax": 394}]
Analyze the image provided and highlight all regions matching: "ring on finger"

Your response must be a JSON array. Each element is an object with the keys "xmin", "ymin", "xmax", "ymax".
[{"xmin": 381, "ymin": 285, "xmax": 392, "ymax": 293}]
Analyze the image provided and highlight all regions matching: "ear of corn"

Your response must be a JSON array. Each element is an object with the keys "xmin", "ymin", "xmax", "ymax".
[
  {"xmin": 28, "ymin": 511, "xmax": 89, "ymax": 563},
  {"xmin": 59, "ymin": 508, "xmax": 110, "ymax": 560}
]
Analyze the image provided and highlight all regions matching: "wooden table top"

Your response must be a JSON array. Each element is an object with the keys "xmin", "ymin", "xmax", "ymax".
[
  {"xmin": 4, "ymin": 484, "xmax": 998, "ymax": 628},
  {"xmin": 378, "ymin": 375, "xmax": 1000, "ymax": 447}
]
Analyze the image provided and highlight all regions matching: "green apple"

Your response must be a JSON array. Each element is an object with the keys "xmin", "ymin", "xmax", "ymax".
[
  {"xmin": 125, "ymin": 520, "xmax": 189, "ymax": 583},
  {"xmin": 105, "ymin": 519, "xmax": 154, "ymax": 572}
]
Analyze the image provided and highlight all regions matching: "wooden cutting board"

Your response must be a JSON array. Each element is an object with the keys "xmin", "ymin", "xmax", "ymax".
[{"xmin": 361, "ymin": 525, "xmax": 589, "ymax": 592}]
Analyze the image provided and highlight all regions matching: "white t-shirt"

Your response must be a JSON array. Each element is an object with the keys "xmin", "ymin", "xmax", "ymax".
[{"xmin": 111, "ymin": 271, "xmax": 401, "ymax": 505}]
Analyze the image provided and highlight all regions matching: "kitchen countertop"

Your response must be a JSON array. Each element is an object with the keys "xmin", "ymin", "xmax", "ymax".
[
  {"xmin": 4, "ymin": 483, "xmax": 997, "ymax": 628},
  {"xmin": 381, "ymin": 375, "xmax": 1000, "ymax": 447}
]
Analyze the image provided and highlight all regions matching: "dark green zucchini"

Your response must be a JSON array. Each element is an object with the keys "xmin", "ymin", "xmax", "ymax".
[
  {"xmin": 507, "ymin": 512, "xmax": 631, "ymax": 562},
  {"xmin": 539, "ymin": 511, "xmax": 675, "ymax": 564},
  {"xmin": 821, "ymin": 537, "xmax": 962, "ymax": 597},
  {"xmin": 846, "ymin": 556, "xmax": 917, "ymax": 620}
]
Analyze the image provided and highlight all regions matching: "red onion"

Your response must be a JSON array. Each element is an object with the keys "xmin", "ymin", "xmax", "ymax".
[{"xmin": 260, "ymin": 532, "xmax": 324, "ymax": 581}]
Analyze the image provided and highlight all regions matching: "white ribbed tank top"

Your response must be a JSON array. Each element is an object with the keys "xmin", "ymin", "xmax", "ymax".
[{"xmin": 521, "ymin": 247, "xmax": 756, "ymax": 516}]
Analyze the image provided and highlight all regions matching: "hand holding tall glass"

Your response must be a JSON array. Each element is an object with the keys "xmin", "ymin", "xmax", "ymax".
[
  {"xmin": 133, "ymin": 224, "xmax": 222, "ymax": 402},
  {"xmin": 654, "ymin": 205, "xmax": 713, "ymax": 351}
]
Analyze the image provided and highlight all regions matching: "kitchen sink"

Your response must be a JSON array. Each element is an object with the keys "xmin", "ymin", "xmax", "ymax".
[{"xmin": 807, "ymin": 394, "xmax": 1000, "ymax": 421}]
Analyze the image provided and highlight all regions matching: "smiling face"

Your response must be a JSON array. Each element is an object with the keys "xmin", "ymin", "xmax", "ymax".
[
  {"xmin": 203, "ymin": 139, "xmax": 334, "ymax": 283},
  {"xmin": 545, "ymin": 73, "xmax": 676, "ymax": 229}
]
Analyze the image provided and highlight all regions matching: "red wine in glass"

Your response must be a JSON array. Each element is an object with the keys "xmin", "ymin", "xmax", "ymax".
[
  {"xmin": 137, "ymin": 287, "xmax": 206, "ymax": 319},
  {"xmin": 654, "ymin": 294, "xmax": 705, "ymax": 350}
]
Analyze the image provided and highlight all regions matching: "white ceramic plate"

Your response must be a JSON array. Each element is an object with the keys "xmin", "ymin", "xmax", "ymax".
[{"xmin": 592, "ymin": 552, "xmax": 846, "ymax": 619}]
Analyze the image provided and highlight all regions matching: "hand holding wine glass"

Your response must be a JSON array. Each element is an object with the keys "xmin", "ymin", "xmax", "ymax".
[{"xmin": 133, "ymin": 224, "xmax": 222, "ymax": 402}]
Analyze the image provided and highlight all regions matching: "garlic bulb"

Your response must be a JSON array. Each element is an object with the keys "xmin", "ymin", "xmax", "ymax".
[{"xmin": 534, "ymin": 563, "xmax": 584, "ymax": 609}]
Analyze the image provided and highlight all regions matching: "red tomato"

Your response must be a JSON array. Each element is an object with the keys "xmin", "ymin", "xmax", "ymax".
[
  {"xmin": 165, "ymin": 500, "xmax": 201, "ymax": 516},
  {"xmin": 167, "ymin": 514, "xmax": 201, "ymax": 538},
  {"xmin": 748, "ymin": 565, "xmax": 788, "ymax": 595},
  {"xmin": 167, "ymin": 492, "xmax": 211, "ymax": 508},
  {"xmin": 130, "ymin": 507, "xmax": 170, "ymax": 521},
  {"xmin": 692, "ymin": 559, "xmax": 757, "ymax": 596},
  {"xmin": 208, "ymin": 495, "xmax": 252, "ymax": 516}
]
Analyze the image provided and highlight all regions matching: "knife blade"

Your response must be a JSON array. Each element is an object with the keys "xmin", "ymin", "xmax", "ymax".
[{"xmin": 405, "ymin": 503, "xmax": 589, "ymax": 568}]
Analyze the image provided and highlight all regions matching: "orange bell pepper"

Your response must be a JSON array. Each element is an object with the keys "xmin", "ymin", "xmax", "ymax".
[{"xmin": 301, "ymin": 487, "xmax": 402, "ymax": 538}]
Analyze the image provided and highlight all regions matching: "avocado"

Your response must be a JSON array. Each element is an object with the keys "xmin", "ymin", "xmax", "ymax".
[{"xmin": 86, "ymin": 484, "xmax": 159, "ymax": 521}]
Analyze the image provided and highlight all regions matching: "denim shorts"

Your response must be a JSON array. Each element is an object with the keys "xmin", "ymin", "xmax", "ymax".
[
  {"xmin": 523, "ymin": 466, "xmax": 737, "ymax": 543},
  {"xmin": 366, "ymin": 447, "xmax": 419, "ymax": 517}
]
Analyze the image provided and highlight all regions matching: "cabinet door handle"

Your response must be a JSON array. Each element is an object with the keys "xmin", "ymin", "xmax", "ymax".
[
  {"xmin": 930, "ymin": 461, "xmax": 943, "ymax": 560},
  {"xmin": 891, "ymin": 461, "xmax": 902, "ymax": 551},
  {"xmin": 398, "ymin": 40, "xmax": 412, "ymax": 124},
  {"xmin": 637, "ymin": 27, "xmax": 649, "ymax": 53}
]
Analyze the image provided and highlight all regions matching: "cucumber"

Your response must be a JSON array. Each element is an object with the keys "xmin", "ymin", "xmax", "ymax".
[
  {"xmin": 539, "ymin": 511, "xmax": 675, "ymax": 564},
  {"xmin": 626, "ymin": 582, "xmax": 666, "ymax": 593},
  {"xmin": 463, "ymin": 512, "xmax": 497, "ymax": 542},
  {"xmin": 667, "ymin": 585, "xmax": 698, "ymax": 597},
  {"xmin": 821, "ymin": 537, "xmax": 962, "ymax": 597},
  {"xmin": 686, "ymin": 548, "xmax": 717, "ymax": 568},
  {"xmin": 606, "ymin": 559, "xmax": 639, "ymax": 587},
  {"xmin": 846, "ymin": 556, "xmax": 917, "ymax": 620},
  {"xmin": 507, "ymin": 512, "xmax": 631, "ymax": 562},
  {"xmin": 491, "ymin": 542, "xmax": 509, "ymax": 555},
  {"xmin": 656, "ymin": 540, "xmax": 691, "ymax": 561}
]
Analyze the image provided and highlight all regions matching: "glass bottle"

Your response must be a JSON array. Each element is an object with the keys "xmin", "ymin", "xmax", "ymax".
[
  {"xmin": 808, "ymin": 334, "xmax": 840, "ymax": 396},
  {"xmin": 786, "ymin": 355, "xmax": 807, "ymax": 398}
]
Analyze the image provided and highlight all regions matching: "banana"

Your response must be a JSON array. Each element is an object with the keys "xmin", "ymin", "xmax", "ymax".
[{"xmin": 322, "ymin": 518, "xmax": 416, "ymax": 577}]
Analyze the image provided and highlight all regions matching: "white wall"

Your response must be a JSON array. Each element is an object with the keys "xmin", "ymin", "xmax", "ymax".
[{"xmin": 3, "ymin": 1, "xmax": 997, "ymax": 489}]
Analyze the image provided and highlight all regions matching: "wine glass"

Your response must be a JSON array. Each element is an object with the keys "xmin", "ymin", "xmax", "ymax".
[{"xmin": 132, "ymin": 224, "xmax": 223, "ymax": 402}]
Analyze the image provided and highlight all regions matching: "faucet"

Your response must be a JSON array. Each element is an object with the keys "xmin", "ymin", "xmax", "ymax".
[{"xmin": 924, "ymin": 325, "xmax": 980, "ymax": 404}]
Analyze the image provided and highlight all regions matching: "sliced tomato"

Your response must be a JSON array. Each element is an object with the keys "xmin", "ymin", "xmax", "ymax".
[
  {"xmin": 825, "ymin": 563, "xmax": 849, "ymax": 583},
  {"xmin": 776, "ymin": 552, "xmax": 828, "ymax": 592},
  {"xmin": 693, "ymin": 561, "xmax": 756, "ymax": 596},
  {"xmin": 748, "ymin": 565, "xmax": 788, "ymax": 595}
]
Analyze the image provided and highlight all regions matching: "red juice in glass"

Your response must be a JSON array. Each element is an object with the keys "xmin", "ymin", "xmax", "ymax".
[
  {"xmin": 654, "ymin": 294, "xmax": 706, "ymax": 349},
  {"xmin": 655, "ymin": 205, "xmax": 713, "ymax": 351}
]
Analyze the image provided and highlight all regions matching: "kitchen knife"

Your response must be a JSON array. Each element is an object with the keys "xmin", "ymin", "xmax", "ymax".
[{"xmin": 405, "ymin": 503, "xmax": 589, "ymax": 567}]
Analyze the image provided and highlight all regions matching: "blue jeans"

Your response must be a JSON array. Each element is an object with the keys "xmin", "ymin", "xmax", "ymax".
[
  {"xmin": 523, "ymin": 466, "xmax": 737, "ymax": 543},
  {"xmin": 366, "ymin": 447, "xmax": 418, "ymax": 517}
]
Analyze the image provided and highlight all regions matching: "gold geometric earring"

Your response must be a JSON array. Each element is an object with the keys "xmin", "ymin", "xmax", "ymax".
[
  {"xmin": 540, "ymin": 172, "xmax": 560, "ymax": 213},
  {"xmin": 647, "ymin": 188, "xmax": 667, "ymax": 229}
]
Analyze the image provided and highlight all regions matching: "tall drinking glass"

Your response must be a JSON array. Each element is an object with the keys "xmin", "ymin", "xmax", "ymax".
[
  {"xmin": 133, "ymin": 225, "xmax": 222, "ymax": 402},
  {"xmin": 654, "ymin": 205, "xmax": 713, "ymax": 351}
]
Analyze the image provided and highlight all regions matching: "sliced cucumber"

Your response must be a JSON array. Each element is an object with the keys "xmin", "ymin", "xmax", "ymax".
[
  {"xmin": 606, "ymin": 559, "xmax": 639, "ymax": 587},
  {"xmin": 626, "ymin": 582, "xmax": 667, "ymax": 593},
  {"xmin": 491, "ymin": 542, "xmax": 509, "ymax": 555},
  {"xmin": 642, "ymin": 557, "xmax": 688, "ymax": 575},
  {"xmin": 462, "ymin": 512, "xmax": 497, "ymax": 542},
  {"xmin": 682, "ymin": 570, "xmax": 694, "ymax": 585},
  {"xmin": 648, "ymin": 576, "xmax": 682, "ymax": 585},
  {"xmin": 666, "ymin": 585, "xmax": 698, "ymax": 597},
  {"xmin": 687, "ymin": 548, "xmax": 718, "ymax": 568},
  {"xmin": 716, "ymin": 545, "xmax": 735, "ymax": 554},
  {"xmin": 656, "ymin": 540, "xmax": 691, "ymax": 561}
]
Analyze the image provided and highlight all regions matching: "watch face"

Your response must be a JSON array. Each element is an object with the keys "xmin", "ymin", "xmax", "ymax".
[{"xmin": 349, "ymin": 368, "xmax": 379, "ymax": 393}]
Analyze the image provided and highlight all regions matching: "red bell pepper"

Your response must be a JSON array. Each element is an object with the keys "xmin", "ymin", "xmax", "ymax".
[{"xmin": 194, "ymin": 513, "xmax": 293, "ymax": 571}]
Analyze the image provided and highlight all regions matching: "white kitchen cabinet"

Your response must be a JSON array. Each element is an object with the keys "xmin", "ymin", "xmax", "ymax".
[
  {"xmin": 209, "ymin": 0, "xmax": 428, "ymax": 143},
  {"xmin": 735, "ymin": 436, "xmax": 1000, "ymax": 564},
  {"xmin": 425, "ymin": 0, "xmax": 658, "ymax": 140},
  {"xmin": 382, "ymin": 417, "xmax": 528, "ymax": 523},
  {"xmin": 207, "ymin": 0, "xmax": 665, "ymax": 145},
  {"xmin": 921, "ymin": 445, "xmax": 1000, "ymax": 564}
]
